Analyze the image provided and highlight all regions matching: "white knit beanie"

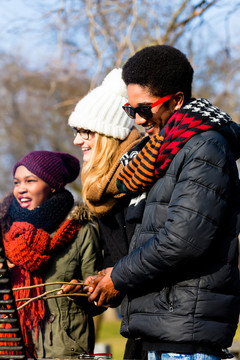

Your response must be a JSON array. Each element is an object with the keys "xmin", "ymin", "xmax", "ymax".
[{"xmin": 68, "ymin": 68, "xmax": 134, "ymax": 140}]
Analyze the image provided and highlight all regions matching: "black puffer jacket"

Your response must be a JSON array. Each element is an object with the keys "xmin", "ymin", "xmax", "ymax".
[{"xmin": 111, "ymin": 122, "xmax": 240, "ymax": 356}]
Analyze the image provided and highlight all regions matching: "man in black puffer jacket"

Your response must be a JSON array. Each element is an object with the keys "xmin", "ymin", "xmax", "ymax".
[{"xmin": 85, "ymin": 45, "xmax": 240, "ymax": 360}]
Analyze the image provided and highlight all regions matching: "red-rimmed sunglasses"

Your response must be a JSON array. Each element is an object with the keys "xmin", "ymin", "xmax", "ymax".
[{"xmin": 122, "ymin": 94, "xmax": 174, "ymax": 120}]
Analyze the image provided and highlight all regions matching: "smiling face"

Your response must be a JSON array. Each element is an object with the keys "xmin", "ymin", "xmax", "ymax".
[
  {"xmin": 127, "ymin": 84, "xmax": 177, "ymax": 137},
  {"xmin": 13, "ymin": 166, "xmax": 51, "ymax": 210},
  {"xmin": 73, "ymin": 130, "xmax": 96, "ymax": 163}
]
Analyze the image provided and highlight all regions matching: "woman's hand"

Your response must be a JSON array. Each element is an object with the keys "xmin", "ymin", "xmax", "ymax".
[
  {"xmin": 0, "ymin": 258, "xmax": 15, "ymax": 270},
  {"xmin": 7, "ymin": 260, "xmax": 15, "ymax": 269},
  {"xmin": 57, "ymin": 279, "xmax": 83, "ymax": 295}
]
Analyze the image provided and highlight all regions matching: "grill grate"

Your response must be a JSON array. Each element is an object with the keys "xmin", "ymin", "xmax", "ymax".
[{"xmin": 0, "ymin": 226, "xmax": 27, "ymax": 360}]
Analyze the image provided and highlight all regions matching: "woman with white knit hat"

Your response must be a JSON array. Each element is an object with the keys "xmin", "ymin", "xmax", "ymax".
[
  {"xmin": 67, "ymin": 68, "xmax": 146, "ymax": 359},
  {"xmin": 68, "ymin": 68, "xmax": 142, "ymax": 267}
]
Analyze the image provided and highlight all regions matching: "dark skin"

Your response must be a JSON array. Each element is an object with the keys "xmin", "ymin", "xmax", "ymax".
[
  {"xmin": 84, "ymin": 268, "xmax": 121, "ymax": 307},
  {"xmin": 60, "ymin": 86, "xmax": 185, "ymax": 305},
  {"xmin": 126, "ymin": 85, "xmax": 184, "ymax": 137}
]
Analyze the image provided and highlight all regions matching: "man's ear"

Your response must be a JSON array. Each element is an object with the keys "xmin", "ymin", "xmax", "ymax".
[{"xmin": 173, "ymin": 92, "xmax": 184, "ymax": 110}]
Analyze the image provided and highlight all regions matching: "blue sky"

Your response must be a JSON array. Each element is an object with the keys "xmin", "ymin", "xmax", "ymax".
[{"xmin": 0, "ymin": 0, "xmax": 59, "ymax": 67}]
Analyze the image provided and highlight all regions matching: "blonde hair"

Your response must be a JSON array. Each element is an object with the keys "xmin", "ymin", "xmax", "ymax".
[{"xmin": 81, "ymin": 132, "xmax": 122, "ymax": 203}]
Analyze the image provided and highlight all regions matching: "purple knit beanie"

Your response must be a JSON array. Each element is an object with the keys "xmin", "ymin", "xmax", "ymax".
[{"xmin": 13, "ymin": 151, "xmax": 80, "ymax": 190}]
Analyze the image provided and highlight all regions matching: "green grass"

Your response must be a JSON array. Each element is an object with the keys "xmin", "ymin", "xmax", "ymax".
[
  {"xmin": 234, "ymin": 322, "xmax": 240, "ymax": 341},
  {"xmin": 96, "ymin": 318, "xmax": 127, "ymax": 359}
]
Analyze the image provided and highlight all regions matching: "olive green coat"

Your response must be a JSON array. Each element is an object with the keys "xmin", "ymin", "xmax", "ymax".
[{"xmin": 34, "ymin": 206, "xmax": 103, "ymax": 359}]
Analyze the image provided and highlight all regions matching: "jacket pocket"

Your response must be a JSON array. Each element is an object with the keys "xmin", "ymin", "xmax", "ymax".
[
  {"xmin": 154, "ymin": 286, "xmax": 175, "ymax": 312},
  {"xmin": 62, "ymin": 306, "xmax": 95, "ymax": 354},
  {"xmin": 47, "ymin": 313, "xmax": 55, "ymax": 346}
]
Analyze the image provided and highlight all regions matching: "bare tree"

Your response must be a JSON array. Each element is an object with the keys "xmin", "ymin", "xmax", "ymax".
[
  {"xmin": 7, "ymin": 0, "xmax": 220, "ymax": 85},
  {"xmin": 49, "ymin": 0, "xmax": 219, "ymax": 86},
  {"xmin": 0, "ymin": 55, "xmax": 89, "ymax": 195}
]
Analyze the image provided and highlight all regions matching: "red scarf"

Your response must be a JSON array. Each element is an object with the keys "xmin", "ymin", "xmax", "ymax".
[{"xmin": 1, "ymin": 219, "xmax": 80, "ymax": 358}]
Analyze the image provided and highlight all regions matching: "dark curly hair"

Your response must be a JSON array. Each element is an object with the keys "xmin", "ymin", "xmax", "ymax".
[{"xmin": 122, "ymin": 45, "xmax": 193, "ymax": 101}]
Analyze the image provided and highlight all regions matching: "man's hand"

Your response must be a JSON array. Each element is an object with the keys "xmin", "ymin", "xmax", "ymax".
[
  {"xmin": 84, "ymin": 267, "xmax": 123, "ymax": 307},
  {"xmin": 83, "ymin": 273, "xmax": 104, "ymax": 295}
]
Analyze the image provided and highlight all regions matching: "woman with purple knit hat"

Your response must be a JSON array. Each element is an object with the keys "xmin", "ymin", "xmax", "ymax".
[{"xmin": 0, "ymin": 150, "xmax": 102, "ymax": 359}]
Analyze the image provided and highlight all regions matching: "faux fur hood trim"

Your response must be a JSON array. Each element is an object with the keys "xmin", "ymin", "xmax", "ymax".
[{"xmin": 67, "ymin": 203, "xmax": 94, "ymax": 223}]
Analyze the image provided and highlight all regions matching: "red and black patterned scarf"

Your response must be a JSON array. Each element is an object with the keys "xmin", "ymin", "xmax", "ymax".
[{"xmin": 117, "ymin": 98, "xmax": 231, "ymax": 194}]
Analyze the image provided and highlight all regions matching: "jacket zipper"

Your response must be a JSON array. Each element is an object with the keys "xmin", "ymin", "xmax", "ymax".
[{"xmin": 166, "ymin": 286, "xmax": 174, "ymax": 312}]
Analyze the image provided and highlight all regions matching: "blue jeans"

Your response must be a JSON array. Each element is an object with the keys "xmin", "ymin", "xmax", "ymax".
[{"xmin": 148, "ymin": 352, "xmax": 220, "ymax": 360}]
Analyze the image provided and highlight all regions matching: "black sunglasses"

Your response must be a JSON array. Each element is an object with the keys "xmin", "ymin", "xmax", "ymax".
[{"xmin": 122, "ymin": 94, "xmax": 173, "ymax": 120}]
